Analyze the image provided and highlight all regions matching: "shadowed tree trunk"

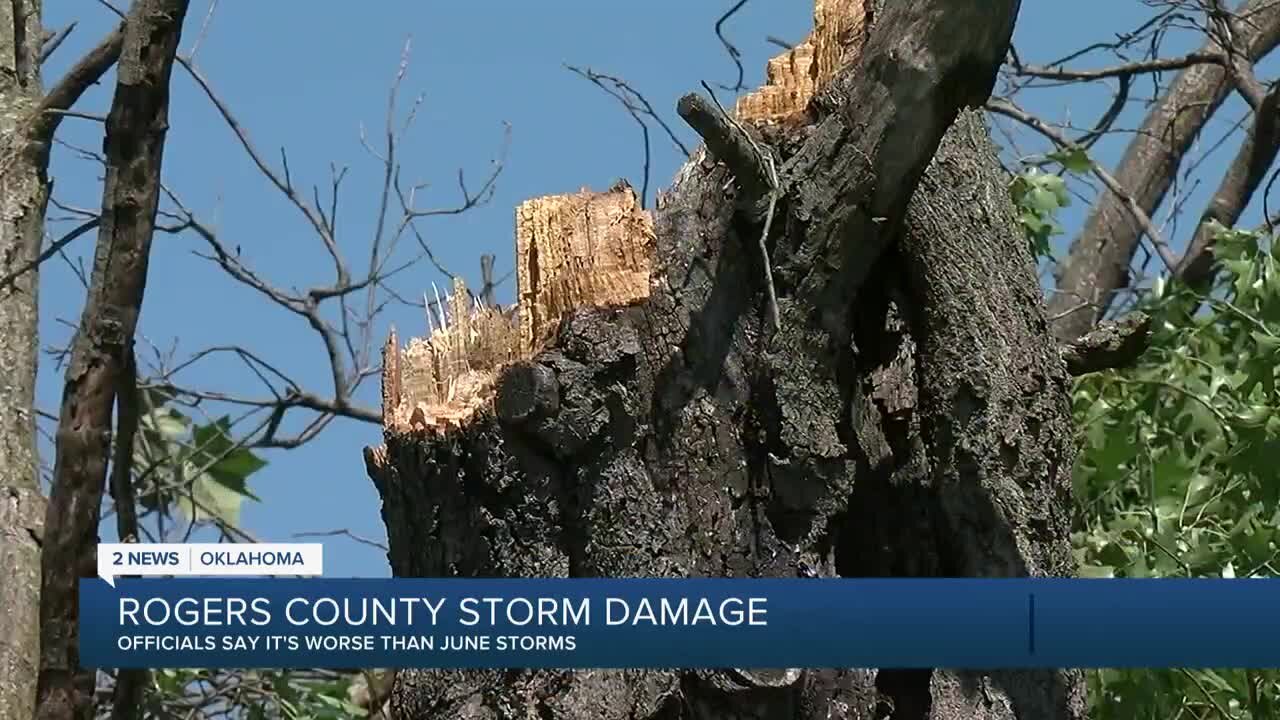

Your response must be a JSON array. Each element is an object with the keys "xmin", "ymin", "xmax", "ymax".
[
  {"xmin": 364, "ymin": 1, "xmax": 1086, "ymax": 718},
  {"xmin": 36, "ymin": 2, "xmax": 189, "ymax": 719}
]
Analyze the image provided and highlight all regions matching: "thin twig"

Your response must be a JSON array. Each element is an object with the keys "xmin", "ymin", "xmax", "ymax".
[
  {"xmin": 39, "ymin": 21, "xmax": 77, "ymax": 63},
  {"xmin": 293, "ymin": 529, "xmax": 389, "ymax": 553},
  {"xmin": 0, "ymin": 217, "xmax": 99, "ymax": 291},
  {"xmin": 988, "ymin": 97, "xmax": 1179, "ymax": 272}
]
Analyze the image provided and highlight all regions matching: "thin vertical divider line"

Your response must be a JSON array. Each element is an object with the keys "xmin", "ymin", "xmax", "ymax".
[{"xmin": 1028, "ymin": 593, "xmax": 1036, "ymax": 655}]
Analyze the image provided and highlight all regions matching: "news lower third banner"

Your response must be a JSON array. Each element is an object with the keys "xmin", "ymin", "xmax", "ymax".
[{"xmin": 81, "ymin": 578, "xmax": 1280, "ymax": 669}]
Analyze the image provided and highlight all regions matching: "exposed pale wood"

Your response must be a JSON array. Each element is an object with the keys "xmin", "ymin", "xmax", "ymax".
[
  {"xmin": 735, "ymin": 41, "xmax": 817, "ymax": 124},
  {"xmin": 515, "ymin": 180, "xmax": 654, "ymax": 354},
  {"xmin": 380, "ymin": 182, "xmax": 655, "ymax": 435},
  {"xmin": 381, "ymin": 327, "xmax": 401, "ymax": 420},
  {"xmin": 735, "ymin": 0, "xmax": 868, "ymax": 122},
  {"xmin": 383, "ymin": 278, "xmax": 519, "ymax": 434}
]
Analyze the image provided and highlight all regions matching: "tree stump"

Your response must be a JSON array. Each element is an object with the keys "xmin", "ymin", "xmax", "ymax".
[{"xmin": 364, "ymin": 0, "xmax": 1086, "ymax": 717}]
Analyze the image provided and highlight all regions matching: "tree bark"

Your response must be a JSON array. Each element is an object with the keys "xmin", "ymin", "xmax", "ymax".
[
  {"xmin": 1047, "ymin": 0, "xmax": 1280, "ymax": 340},
  {"xmin": 365, "ymin": 1, "xmax": 1085, "ymax": 718},
  {"xmin": 2, "ymin": 6, "xmax": 126, "ymax": 717},
  {"xmin": 36, "ymin": 3, "xmax": 189, "ymax": 719},
  {"xmin": 1, "ymin": 3, "xmax": 51, "ymax": 718}
]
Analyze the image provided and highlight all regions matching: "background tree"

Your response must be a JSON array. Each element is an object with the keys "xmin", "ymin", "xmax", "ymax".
[{"xmin": 4, "ymin": 0, "xmax": 508, "ymax": 715}]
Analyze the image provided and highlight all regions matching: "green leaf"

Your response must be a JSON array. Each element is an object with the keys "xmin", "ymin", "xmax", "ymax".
[
  {"xmin": 1050, "ymin": 146, "xmax": 1093, "ymax": 174},
  {"xmin": 210, "ymin": 447, "xmax": 268, "ymax": 482},
  {"xmin": 206, "ymin": 462, "xmax": 263, "ymax": 505},
  {"xmin": 184, "ymin": 416, "xmax": 267, "ymax": 509},
  {"xmin": 1150, "ymin": 451, "xmax": 1196, "ymax": 499},
  {"xmin": 176, "ymin": 465, "xmax": 249, "ymax": 525},
  {"xmin": 191, "ymin": 416, "xmax": 236, "ymax": 462},
  {"xmin": 1250, "ymin": 330, "xmax": 1280, "ymax": 352}
]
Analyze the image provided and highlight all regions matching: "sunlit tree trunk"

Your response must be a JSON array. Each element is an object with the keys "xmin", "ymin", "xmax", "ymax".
[{"xmin": 0, "ymin": 2, "xmax": 51, "ymax": 717}]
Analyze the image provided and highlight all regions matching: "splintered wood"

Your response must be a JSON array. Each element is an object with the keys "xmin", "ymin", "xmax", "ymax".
[
  {"xmin": 515, "ymin": 182, "xmax": 654, "ymax": 354},
  {"xmin": 382, "ymin": 183, "xmax": 654, "ymax": 434},
  {"xmin": 382, "ymin": 0, "xmax": 867, "ymax": 434},
  {"xmin": 382, "ymin": 277, "xmax": 521, "ymax": 433},
  {"xmin": 734, "ymin": 0, "xmax": 868, "ymax": 123}
]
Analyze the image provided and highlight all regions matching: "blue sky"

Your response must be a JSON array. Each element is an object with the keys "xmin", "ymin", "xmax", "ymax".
[{"xmin": 35, "ymin": 2, "xmax": 1259, "ymax": 577}]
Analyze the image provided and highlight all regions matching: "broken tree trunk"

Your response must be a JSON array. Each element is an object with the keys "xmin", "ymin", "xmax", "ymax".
[{"xmin": 364, "ymin": 1, "xmax": 1085, "ymax": 718}]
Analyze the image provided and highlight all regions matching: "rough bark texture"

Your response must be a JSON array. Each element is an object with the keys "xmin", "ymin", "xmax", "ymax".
[
  {"xmin": 1047, "ymin": 0, "xmax": 1280, "ymax": 340},
  {"xmin": 37, "ymin": 3, "xmax": 189, "ymax": 719},
  {"xmin": 0, "ymin": 2, "xmax": 50, "ymax": 718},
  {"xmin": 365, "ymin": 2, "xmax": 1085, "ymax": 718},
  {"xmin": 2, "ymin": 7, "xmax": 127, "ymax": 718}
]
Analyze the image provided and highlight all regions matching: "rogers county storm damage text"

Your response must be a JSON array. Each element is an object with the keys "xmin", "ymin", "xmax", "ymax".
[{"xmin": 117, "ymin": 595, "xmax": 770, "ymax": 628}]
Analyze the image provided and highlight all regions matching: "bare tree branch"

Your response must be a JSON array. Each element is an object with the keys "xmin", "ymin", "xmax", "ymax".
[
  {"xmin": 0, "ymin": 216, "xmax": 98, "ymax": 291},
  {"xmin": 567, "ymin": 64, "xmax": 692, "ymax": 208},
  {"xmin": 713, "ymin": 0, "xmax": 751, "ymax": 92},
  {"xmin": 1009, "ymin": 52, "xmax": 1226, "ymax": 82},
  {"xmin": 28, "ymin": 22, "xmax": 123, "ymax": 148},
  {"xmin": 989, "ymin": 96, "xmax": 1180, "ymax": 271},
  {"xmin": 292, "ymin": 528, "xmax": 388, "ymax": 552},
  {"xmin": 1177, "ymin": 80, "xmax": 1280, "ymax": 289},
  {"xmin": 38, "ymin": 21, "xmax": 75, "ymax": 63},
  {"xmin": 1046, "ymin": 0, "xmax": 1280, "ymax": 339}
]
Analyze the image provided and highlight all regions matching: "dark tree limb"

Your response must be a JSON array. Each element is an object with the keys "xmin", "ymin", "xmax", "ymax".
[
  {"xmin": 107, "ymin": 350, "xmax": 141, "ymax": 546},
  {"xmin": 677, "ymin": 91, "xmax": 774, "ymax": 214},
  {"xmin": 1175, "ymin": 82, "xmax": 1280, "ymax": 291},
  {"xmin": 39, "ymin": 21, "xmax": 75, "ymax": 63},
  {"xmin": 1047, "ymin": 0, "xmax": 1280, "ymax": 340},
  {"xmin": 1060, "ymin": 313, "xmax": 1153, "ymax": 376},
  {"xmin": 29, "ymin": 22, "xmax": 124, "ymax": 150},
  {"xmin": 37, "ymin": 3, "xmax": 191, "ymax": 719},
  {"xmin": 777, "ymin": 0, "xmax": 1020, "ymax": 341},
  {"xmin": 108, "ymin": 348, "xmax": 145, "ymax": 720},
  {"xmin": 678, "ymin": 86, "xmax": 782, "ymax": 329}
]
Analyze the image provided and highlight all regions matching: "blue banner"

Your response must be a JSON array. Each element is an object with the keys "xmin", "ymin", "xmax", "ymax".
[{"xmin": 80, "ymin": 578, "xmax": 1280, "ymax": 669}]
